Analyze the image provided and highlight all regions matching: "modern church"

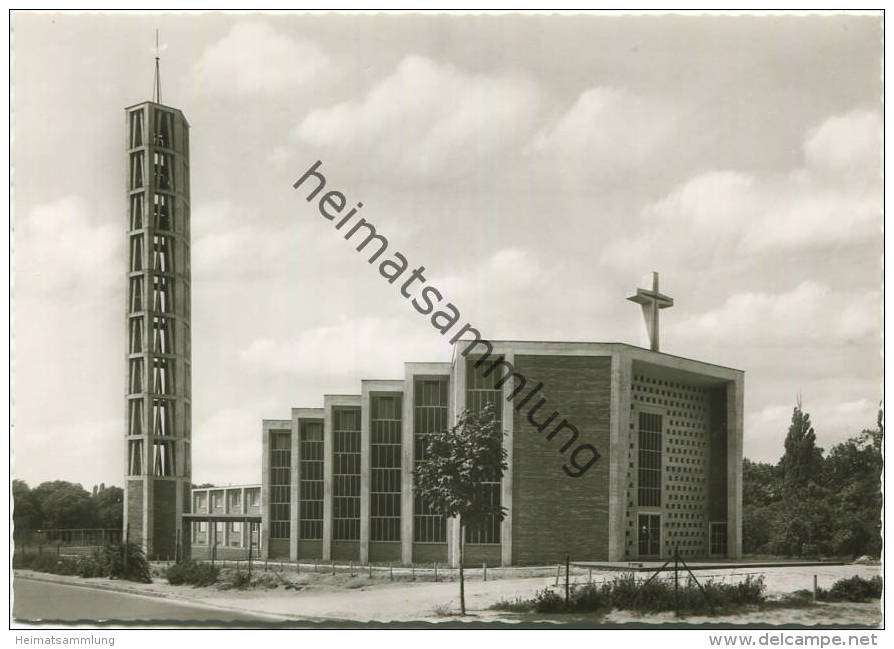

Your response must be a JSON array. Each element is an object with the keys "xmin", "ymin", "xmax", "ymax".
[
  {"xmin": 121, "ymin": 72, "xmax": 743, "ymax": 567},
  {"xmin": 253, "ymin": 275, "xmax": 744, "ymax": 566}
]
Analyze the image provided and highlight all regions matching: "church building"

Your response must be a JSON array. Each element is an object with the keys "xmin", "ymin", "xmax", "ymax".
[{"xmin": 253, "ymin": 275, "xmax": 744, "ymax": 566}]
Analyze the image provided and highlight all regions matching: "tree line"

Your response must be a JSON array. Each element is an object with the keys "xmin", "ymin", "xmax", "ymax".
[
  {"xmin": 12, "ymin": 480, "xmax": 124, "ymax": 542},
  {"xmin": 742, "ymin": 403, "xmax": 882, "ymax": 558}
]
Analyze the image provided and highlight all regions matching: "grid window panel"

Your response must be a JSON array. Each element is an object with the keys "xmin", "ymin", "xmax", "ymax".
[
  {"xmin": 638, "ymin": 412, "xmax": 662, "ymax": 507},
  {"xmin": 332, "ymin": 408, "xmax": 361, "ymax": 541},
  {"xmin": 269, "ymin": 431, "xmax": 291, "ymax": 540},
  {"xmin": 414, "ymin": 378, "xmax": 448, "ymax": 543},
  {"xmin": 370, "ymin": 396, "xmax": 401, "ymax": 541},
  {"xmin": 464, "ymin": 360, "xmax": 502, "ymax": 544}
]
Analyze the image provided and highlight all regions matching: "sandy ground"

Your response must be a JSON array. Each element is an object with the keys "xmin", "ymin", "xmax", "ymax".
[{"xmin": 13, "ymin": 563, "xmax": 882, "ymax": 626}]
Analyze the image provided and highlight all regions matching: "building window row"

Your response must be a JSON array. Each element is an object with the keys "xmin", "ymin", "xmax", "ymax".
[
  {"xmin": 370, "ymin": 395, "xmax": 401, "ymax": 542},
  {"xmin": 332, "ymin": 408, "xmax": 361, "ymax": 541}
]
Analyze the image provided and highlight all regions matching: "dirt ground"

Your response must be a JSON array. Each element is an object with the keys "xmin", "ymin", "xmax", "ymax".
[{"xmin": 13, "ymin": 563, "xmax": 882, "ymax": 626}]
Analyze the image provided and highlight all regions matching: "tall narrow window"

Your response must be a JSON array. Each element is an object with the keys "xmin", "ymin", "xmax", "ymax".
[
  {"xmin": 153, "ymin": 152, "xmax": 174, "ymax": 190},
  {"xmin": 299, "ymin": 421, "xmax": 324, "ymax": 539},
  {"xmin": 152, "ymin": 398, "xmax": 174, "ymax": 437},
  {"xmin": 153, "ymin": 439, "xmax": 175, "ymax": 476},
  {"xmin": 130, "ymin": 193, "xmax": 144, "ymax": 230},
  {"xmin": 332, "ymin": 407, "xmax": 360, "ymax": 541},
  {"xmin": 414, "ymin": 378, "xmax": 448, "ymax": 543},
  {"xmin": 152, "ymin": 234, "xmax": 172, "ymax": 273},
  {"xmin": 638, "ymin": 412, "xmax": 662, "ymax": 507},
  {"xmin": 152, "ymin": 356, "xmax": 174, "ymax": 394},
  {"xmin": 152, "ymin": 275, "xmax": 173, "ymax": 314},
  {"xmin": 152, "ymin": 316, "xmax": 174, "ymax": 354},
  {"xmin": 129, "ymin": 317, "xmax": 143, "ymax": 353},
  {"xmin": 370, "ymin": 395, "xmax": 401, "ymax": 542},
  {"xmin": 153, "ymin": 193, "xmax": 172, "ymax": 231},
  {"xmin": 128, "ymin": 440, "xmax": 143, "ymax": 475},
  {"xmin": 269, "ymin": 431, "xmax": 291, "ymax": 540},
  {"xmin": 128, "ymin": 399, "xmax": 143, "ymax": 436},
  {"xmin": 129, "ymin": 277, "xmax": 143, "ymax": 312},
  {"xmin": 130, "ymin": 152, "xmax": 144, "ymax": 189},
  {"xmin": 154, "ymin": 109, "xmax": 172, "ymax": 148},
  {"xmin": 129, "ymin": 358, "xmax": 143, "ymax": 394},
  {"xmin": 129, "ymin": 235, "xmax": 143, "ymax": 272},
  {"xmin": 130, "ymin": 109, "xmax": 143, "ymax": 148},
  {"xmin": 465, "ymin": 358, "xmax": 502, "ymax": 544}
]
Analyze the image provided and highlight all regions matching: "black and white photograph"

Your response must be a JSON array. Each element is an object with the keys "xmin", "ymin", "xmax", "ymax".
[{"xmin": 7, "ymin": 7, "xmax": 886, "ymax": 637}]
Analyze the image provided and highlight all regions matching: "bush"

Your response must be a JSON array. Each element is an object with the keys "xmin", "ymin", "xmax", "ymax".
[
  {"xmin": 817, "ymin": 575, "xmax": 882, "ymax": 602},
  {"xmin": 511, "ymin": 572, "xmax": 767, "ymax": 616},
  {"xmin": 532, "ymin": 587, "xmax": 566, "ymax": 613},
  {"xmin": 166, "ymin": 560, "xmax": 219, "ymax": 587},
  {"xmin": 100, "ymin": 543, "xmax": 152, "ymax": 583}
]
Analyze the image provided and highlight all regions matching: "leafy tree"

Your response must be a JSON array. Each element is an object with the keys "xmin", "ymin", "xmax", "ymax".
[
  {"xmin": 414, "ymin": 402, "xmax": 507, "ymax": 615},
  {"xmin": 31, "ymin": 481, "xmax": 97, "ymax": 530},
  {"xmin": 12, "ymin": 480, "xmax": 40, "ymax": 542},
  {"xmin": 780, "ymin": 402, "xmax": 823, "ymax": 500},
  {"xmin": 93, "ymin": 485, "xmax": 124, "ymax": 530}
]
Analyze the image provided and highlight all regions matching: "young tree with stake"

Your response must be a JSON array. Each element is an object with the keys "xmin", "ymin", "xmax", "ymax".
[{"xmin": 413, "ymin": 402, "xmax": 507, "ymax": 615}]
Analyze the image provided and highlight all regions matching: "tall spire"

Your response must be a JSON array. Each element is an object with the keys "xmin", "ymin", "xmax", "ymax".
[{"xmin": 152, "ymin": 28, "xmax": 162, "ymax": 104}]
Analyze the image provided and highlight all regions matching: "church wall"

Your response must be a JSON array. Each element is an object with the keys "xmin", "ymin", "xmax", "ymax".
[{"xmin": 511, "ymin": 354, "xmax": 612, "ymax": 564}]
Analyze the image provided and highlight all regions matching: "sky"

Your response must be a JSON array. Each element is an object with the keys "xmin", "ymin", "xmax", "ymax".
[{"xmin": 11, "ymin": 12, "xmax": 883, "ymax": 489}]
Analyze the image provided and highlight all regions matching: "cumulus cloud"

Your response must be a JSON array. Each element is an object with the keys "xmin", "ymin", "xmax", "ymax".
[
  {"xmin": 194, "ymin": 22, "xmax": 330, "ymax": 95},
  {"xmin": 527, "ymin": 86, "xmax": 681, "ymax": 183},
  {"xmin": 804, "ymin": 108, "xmax": 881, "ymax": 175},
  {"xmin": 667, "ymin": 280, "xmax": 879, "ymax": 347},
  {"xmin": 240, "ymin": 315, "xmax": 443, "ymax": 380},
  {"xmin": 601, "ymin": 107, "xmax": 882, "ymax": 267},
  {"xmin": 15, "ymin": 195, "xmax": 120, "ymax": 298},
  {"xmin": 293, "ymin": 55, "xmax": 541, "ymax": 179}
]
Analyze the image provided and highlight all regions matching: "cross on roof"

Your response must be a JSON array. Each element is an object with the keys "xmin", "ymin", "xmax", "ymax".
[{"xmin": 627, "ymin": 272, "xmax": 674, "ymax": 352}]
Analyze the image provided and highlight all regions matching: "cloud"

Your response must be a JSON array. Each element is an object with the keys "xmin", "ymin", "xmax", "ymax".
[
  {"xmin": 601, "ymin": 108, "xmax": 882, "ymax": 267},
  {"xmin": 527, "ymin": 86, "xmax": 681, "ymax": 183},
  {"xmin": 804, "ymin": 108, "xmax": 881, "ymax": 175},
  {"xmin": 194, "ymin": 22, "xmax": 330, "ymax": 95},
  {"xmin": 15, "ymin": 195, "xmax": 120, "ymax": 299},
  {"xmin": 293, "ymin": 55, "xmax": 541, "ymax": 179},
  {"xmin": 239, "ymin": 315, "xmax": 443, "ymax": 380},
  {"xmin": 667, "ymin": 280, "xmax": 879, "ymax": 347}
]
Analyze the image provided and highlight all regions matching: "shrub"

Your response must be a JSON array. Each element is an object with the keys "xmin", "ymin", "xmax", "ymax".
[
  {"xmin": 532, "ymin": 587, "xmax": 566, "ymax": 613},
  {"xmin": 817, "ymin": 575, "xmax": 882, "ymax": 602},
  {"xmin": 100, "ymin": 543, "xmax": 152, "ymax": 583},
  {"xmin": 166, "ymin": 560, "xmax": 219, "ymax": 587},
  {"xmin": 490, "ymin": 596, "xmax": 534, "ymax": 613}
]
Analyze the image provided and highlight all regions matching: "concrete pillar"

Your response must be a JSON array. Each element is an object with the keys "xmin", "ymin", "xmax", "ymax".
[
  {"xmin": 359, "ymin": 383, "xmax": 371, "ymax": 564},
  {"xmin": 500, "ymin": 351, "xmax": 514, "ymax": 567},
  {"xmin": 400, "ymin": 368, "xmax": 415, "ymax": 565},
  {"xmin": 449, "ymin": 352, "xmax": 467, "ymax": 568},
  {"xmin": 727, "ymin": 377, "xmax": 744, "ymax": 559},
  {"xmin": 608, "ymin": 351, "xmax": 632, "ymax": 561},
  {"xmin": 290, "ymin": 416, "xmax": 300, "ymax": 562},
  {"xmin": 322, "ymin": 398, "xmax": 334, "ymax": 561}
]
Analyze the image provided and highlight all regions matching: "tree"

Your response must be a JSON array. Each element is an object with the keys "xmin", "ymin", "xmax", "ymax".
[
  {"xmin": 31, "ymin": 481, "xmax": 96, "ymax": 530},
  {"xmin": 413, "ymin": 402, "xmax": 507, "ymax": 615},
  {"xmin": 93, "ymin": 486, "xmax": 124, "ymax": 530},
  {"xmin": 780, "ymin": 402, "xmax": 823, "ymax": 500},
  {"xmin": 12, "ymin": 480, "xmax": 40, "ymax": 542}
]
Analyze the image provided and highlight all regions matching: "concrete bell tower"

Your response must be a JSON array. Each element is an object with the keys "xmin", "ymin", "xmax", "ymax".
[{"xmin": 123, "ymin": 42, "xmax": 192, "ymax": 559}]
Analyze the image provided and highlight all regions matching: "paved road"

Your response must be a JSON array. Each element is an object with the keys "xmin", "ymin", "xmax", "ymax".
[{"xmin": 13, "ymin": 577, "xmax": 272, "ymax": 624}]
